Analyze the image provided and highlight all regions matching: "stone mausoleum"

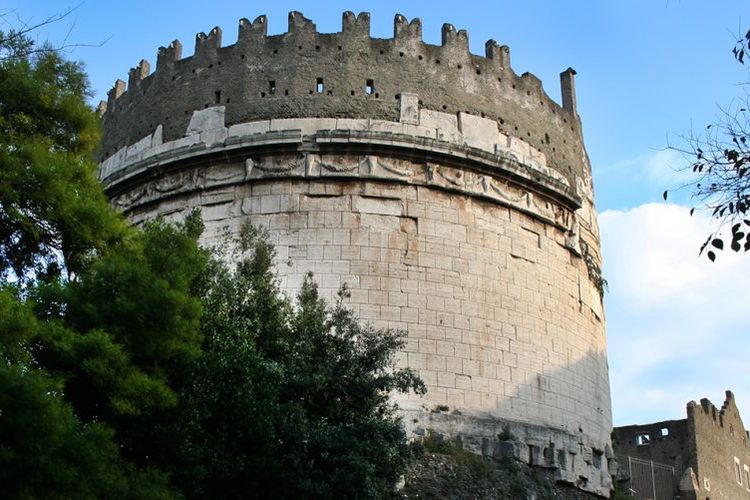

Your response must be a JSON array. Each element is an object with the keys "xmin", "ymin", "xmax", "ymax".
[{"xmin": 97, "ymin": 12, "xmax": 613, "ymax": 496}]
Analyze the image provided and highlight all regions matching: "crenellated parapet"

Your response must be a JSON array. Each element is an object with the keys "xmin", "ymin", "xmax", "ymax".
[
  {"xmin": 688, "ymin": 391, "xmax": 750, "ymax": 438},
  {"xmin": 98, "ymin": 11, "xmax": 587, "ymax": 190}
]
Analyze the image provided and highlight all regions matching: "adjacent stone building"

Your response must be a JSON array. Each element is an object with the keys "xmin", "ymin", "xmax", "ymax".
[
  {"xmin": 613, "ymin": 391, "xmax": 750, "ymax": 499},
  {"xmin": 97, "ymin": 12, "xmax": 613, "ymax": 496}
]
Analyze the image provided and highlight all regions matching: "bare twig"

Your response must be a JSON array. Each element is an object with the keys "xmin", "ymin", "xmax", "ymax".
[{"xmin": 0, "ymin": 3, "xmax": 109, "ymax": 61}]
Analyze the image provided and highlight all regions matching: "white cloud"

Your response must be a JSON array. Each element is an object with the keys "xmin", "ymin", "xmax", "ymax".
[
  {"xmin": 599, "ymin": 203, "xmax": 750, "ymax": 426},
  {"xmin": 601, "ymin": 203, "xmax": 745, "ymax": 310}
]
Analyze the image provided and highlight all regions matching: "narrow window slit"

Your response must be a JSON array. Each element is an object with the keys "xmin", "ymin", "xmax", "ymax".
[
  {"xmin": 365, "ymin": 79, "xmax": 374, "ymax": 95},
  {"xmin": 316, "ymin": 78, "xmax": 324, "ymax": 94},
  {"xmin": 269, "ymin": 80, "xmax": 276, "ymax": 95}
]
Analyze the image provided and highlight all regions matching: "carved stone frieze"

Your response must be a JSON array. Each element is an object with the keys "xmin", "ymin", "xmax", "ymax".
[
  {"xmin": 245, "ymin": 154, "xmax": 305, "ymax": 177},
  {"xmin": 113, "ymin": 152, "xmax": 576, "ymax": 233}
]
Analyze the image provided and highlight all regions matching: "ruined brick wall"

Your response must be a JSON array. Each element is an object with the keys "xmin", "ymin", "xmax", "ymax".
[
  {"xmin": 688, "ymin": 392, "xmax": 750, "ymax": 499},
  {"xmin": 98, "ymin": 12, "xmax": 612, "ymax": 496},
  {"xmin": 613, "ymin": 391, "xmax": 750, "ymax": 500},
  {"xmin": 612, "ymin": 419, "xmax": 690, "ymax": 472}
]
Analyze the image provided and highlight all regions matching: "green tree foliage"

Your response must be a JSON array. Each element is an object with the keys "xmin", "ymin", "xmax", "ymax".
[
  {"xmin": 155, "ymin": 227, "xmax": 426, "ymax": 499},
  {"xmin": 1, "ymin": 24, "xmax": 422, "ymax": 500},
  {"xmin": 0, "ymin": 26, "xmax": 126, "ymax": 280},
  {"xmin": 0, "ymin": 32, "xmax": 200, "ymax": 499},
  {"xmin": 0, "ymin": 217, "xmax": 207, "ymax": 499}
]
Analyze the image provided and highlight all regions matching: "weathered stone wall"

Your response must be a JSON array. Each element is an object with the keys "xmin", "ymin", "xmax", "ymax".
[
  {"xmin": 688, "ymin": 392, "xmax": 750, "ymax": 499},
  {"xmin": 99, "ymin": 11, "xmax": 612, "ymax": 496}
]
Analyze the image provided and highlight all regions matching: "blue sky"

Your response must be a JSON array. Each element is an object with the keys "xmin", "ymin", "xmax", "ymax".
[{"xmin": 5, "ymin": 0, "xmax": 749, "ymax": 427}]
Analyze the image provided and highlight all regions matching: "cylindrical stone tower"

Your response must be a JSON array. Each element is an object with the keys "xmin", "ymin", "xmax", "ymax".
[{"xmin": 98, "ymin": 11, "xmax": 612, "ymax": 496}]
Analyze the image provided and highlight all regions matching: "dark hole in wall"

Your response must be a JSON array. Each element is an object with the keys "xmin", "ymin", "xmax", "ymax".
[{"xmin": 316, "ymin": 78, "xmax": 324, "ymax": 94}]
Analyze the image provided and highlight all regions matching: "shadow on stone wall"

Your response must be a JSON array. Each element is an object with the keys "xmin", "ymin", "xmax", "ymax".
[{"xmin": 398, "ymin": 349, "xmax": 613, "ymax": 496}]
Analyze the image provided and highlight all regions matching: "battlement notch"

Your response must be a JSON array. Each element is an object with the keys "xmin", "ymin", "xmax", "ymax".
[
  {"xmin": 106, "ymin": 79, "xmax": 126, "ymax": 111},
  {"xmin": 238, "ymin": 15, "xmax": 268, "ymax": 41},
  {"xmin": 287, "ymin": 11, "xmax": 316, "ymax": 37},
  {"xmin": 342, "ymin": 11, "xmax": 370, "ymax": 36},
  {"xmin": 195, "ymin": 27, "xmax": 222, "ymax": 59},
  {"xmin": 127, "ymin": 59, "xmax": 150, "ymax": 91},
  {"xmin": 157, "ymin": 40, "xmax": 183, "ymax": 69},
  {"xmin": 394, "ymin": 14, "xmax": 422, "ymax": 42},
  {"xmin": 441, "ymin": 23, "xmax": 469, "ymax": 54},
  {"xmin": 485, "ymin": 40, "xmax": 511, "ymax": 69}
]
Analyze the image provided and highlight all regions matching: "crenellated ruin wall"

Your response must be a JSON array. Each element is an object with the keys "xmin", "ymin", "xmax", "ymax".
[{"xmin": 99, "ymin": 12, "xmax": 585, "ymax": 190}]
